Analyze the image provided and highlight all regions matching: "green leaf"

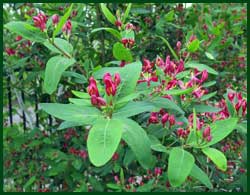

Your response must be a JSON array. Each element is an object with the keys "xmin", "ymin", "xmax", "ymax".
[
  {"xmin": 69, "ymin": 98, "xmax": 91, "ymax": 106},
  {"xmin": 44, "ymin": 56, "xmax": 75, "ymax": 94},
  {"xmin": 72, "ymin": 159, "xmax": 83, "ymax": 170},
  {"xmin": 63, "ymin": 71, "xmax": 87, "ymax": 84},
  {"xmin": 193, "ymin": 104, "xmax": 221, "ymax": 113},
  {"xmin": 91, "ymin": 28, "xmax": 122, "ymax": 40},
  {"xmin": 200, "ymin": 118, "xmax": 238, "ymax": 148},
  {"xmin": 187, "ymin": 39, "xmax": 200, "ymax": 52},
  {"xmin": 168, "ymin": 147, "xmax": 195, "ymax": 187},
  {"xmin": 113, "ymin": 101, "xmax": 154, "ymax": 118},
  {"xmin": 40, "ymin": 103, "xmax": 101, "ymax": 125},
  {"xmin": 106, "ymin": 183, "xmax": 121, "ymax": 190},
  {"xmin": 53, "ymin": 4, "xmax": 73, "ymax": 37},
  {"xmin": 100, "ymin": 3, "xmax": 116, "ymax": 25},
  {"xmin": 72, "ymin": 90, "xmax": 90, "ymax": 99},
  {"xmin": 122, "ymin": 3, "xmax": 132, "ymax": 23},
  {"xmin": 202, "ymin": 81, "xmax": 216, "ymax": 88},
  {"xmin": 121, "ymin": 29, "xmax": 135, "ymax": 40},
  {"xmin": 114, "ymin": 61, "xmax": 142, "ymax": 99},
  {"xmin": 87, "ymin": 118, "xmax": 123, "ymax": 167},
  {"xmin": 176, "ymin": 70, "xmax": 190, "ymax": 79},
  {"xmin": 115, "ymin": 92, "xmax": 141, "ymax": 106},
  {"xmin": 43, "ymin": 38, "xmax": 73, "ymax": 55},
  {"xmin": 149, "ymin": 135, "xmax": 169, "ymax": 153},
  {"xmin": 4, "ymin": 21, "xmax": 46, "ymax": 42},
  {"xmin": 163, "ymin": 87, "xmax": 194, "ymax": 96},
  {"xmin": 93, "ymin": 67, "xmax": 121, "ymax": 79},
  {"xmin": 58, "ymin": 121, "xmax": 85, "ymax": 130},
  {"xmin": 150, "ymin": 97, "xmax": 184, "ymax": 114},
  {"xmin": 164, "ymin": 10, "xmax": 175, "ymax": 22},
  {"xmin": 200, "ymin": 91, "xmax": 217, "ymax": 101},
  {"xmin": 202, "ymin": 147, "xmax": 227, "ymax": 171},
  {"xmin": 235, "ymin": 122, "xmax": 247, "ymax": 134},
  {"xmin": 23, "ymin": 176, "xmax": 36, "ymax": 190},
  {"xmin": 205, "ymin": 52, "xmax": 215, "ymax": 60},
  {"xmin": 121, "ymin": 118, "xmax": 155, "ymax": 169},
  {"xmin": 155, "ymin": 35, "xmax": 178, "ymax": 60},
  {"xmin": 113, "ymin": 42, "xmax": 133, "ymax": 62},
  {"xmin": 185, "ymin": 61, "xmax": 218, "ymax": 75},
  {"xmin": 190, "ymin": 164, "xmax": 213, "ymax": 189}
]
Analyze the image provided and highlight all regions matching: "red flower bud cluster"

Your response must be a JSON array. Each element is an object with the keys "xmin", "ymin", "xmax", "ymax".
[
  {"xmin": 64, "ymin": 128, "xmax": 78, "ymax": 141},
  {"xmin": 202, "ymin": 126, "xmax": 212, "ymax": 142},
  {"xmin": 33, "ymin": 12, "xmax": 48, "ymax": 31},
  {"xmin": 177, "ymin": 128, "xmax": 190, "ymax": 138},
  {"xmin": 121, "ymin": 38, "xmax": 135, "ymax": 48},
  {"xmin": 103, "ymin": 73, "xmax": 121, "ymax": 96},
  {"xmin": 228, "ymin": 92, "xmax": 247, "ymax": 117},
  {"xmin": 62, "ymin": 20, "xmax": 72, "ymax": 36},
  {"xmin": 148, "ymin": 110, "xmax": 175, "ymax": 128},
  {"xmin": 87, "ymin": 77, "xmax": 107, "ymax": 107},
  {"xmin": 69, "ymin": 147, "xmax": 88, "ymax": 160}
]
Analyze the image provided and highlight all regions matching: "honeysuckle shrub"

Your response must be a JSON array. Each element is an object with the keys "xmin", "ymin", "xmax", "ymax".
[{"xmin": 3, "ymin": 3, "xmax": 247, "ymax": 192}]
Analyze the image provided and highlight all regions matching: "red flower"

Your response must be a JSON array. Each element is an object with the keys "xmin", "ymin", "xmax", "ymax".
[
  {"xmin": 62, "ymin": 20, "xmax": 72, "ymax": 35},
  {"xmin": 115, "ymin": 19, "xmax": 122, "ymax": 27},
  {"xmin": 148, "ymin": 112, "xmax": 159, "ymax": 125},
  {"xmin": 228, "ymin": 92, "xmax": 235, "ymax": 102},
  {"xmin": 103, "ymin": 73, "xmax": 121, "ymax": 96},
  {"xmin": 161, "ymin": 113, "xmax": 169, "ymax": 127},
  {"xmin": 15, "ymin": 36, "xmax": 22, "ymax": 41},
  {"xmin": 33, "ymin": 12, "xmax": 47, "ymax": 31},
  {"xmin": 112, "ymin": 152, "xmax": 119, "ymax": 161},
  {"xmin": 168, "ymin": 115, "xmax": 175, "ymax": 127},
  {"xmin": 5, "ymin": 48, "xmax": 15, "ymax": 56},
  {"xmin": 87, "ymin": 77, "xmax": 99, "ymax": 97},
  {"xmin": 52, "ymin": 14, "xmax": 59, "ymax": 26}
]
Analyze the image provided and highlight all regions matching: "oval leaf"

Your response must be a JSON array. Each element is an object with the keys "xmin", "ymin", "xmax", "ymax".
[
  {"xmin": 121, "ymin": 118, "xmax": 155, "ymax": 169},
  {"xmin": 100, "ymin": 3, "xmax": 116, "ymax": 25},
  {"xmin": 40, "ymin": 103, "xmax": 101, "ymax": 125},
  {"xmin": 185, "ymin": 61, "xmax": 218, "ymax": 75},
  {"xmin": 5, "ymin": 21, "xmax": 46, "ymax": 42},
  {"xmin": 113, "ymin": 42, "xmax": 133, "ymax": 62},
  {"xmin": 44, "ymin": 56, "xmax": 75, "ymax": 94},
  {"xmin": 168, "ymin": 147, "xmax": 195, "ymax": 187},
  {"xmin": 43, "ymin": 38, "xmax": 73, "ymax": 55},
  {"xmin": 190, "ymin": 164, "xmax": 213, "ymax": 189},
  {"xmin": 87, "ymin": 118, "xmax": 123, "ymax": 167},
  {"xmin": 202, "ymin": 147, "xmax": 227, "ymax": 171}
]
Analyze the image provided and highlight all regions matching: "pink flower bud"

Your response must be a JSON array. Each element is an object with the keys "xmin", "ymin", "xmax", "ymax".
[
  {"xmin": 148, "ymin": 112, "xmax": 159, "ymax": 125},
  {"xmin": 227, "ymin": 92, "xmax": 235, "ymax": 102},
  {"xmin": 125, "ymin": 23, "xmax": 134, "ymax": 30},
  {"xmin": 203, "ymin": 126, "xmax": 211, "ymax": 138},
  {"xmin": 33, "ymin": 12, "xmax": 47, "ymax": 31},
  {"xmin": 87, "ymin": 77, "xmax": 99, "ymax": 97},
  {"xmin": 154, "ymin": 167, "xmax": 162, "ymax": 176},
  {"xmin": 115, "ymin": 20, "xmax": 122, "ymax": 27},
  {"xmin": 200, "ymin": 70, "xmax": 208, "ymax": 83},
  {"xmin": 62, "ymin": 20, "xmax": 72, "ymax": 35},
  {"xmin": 15, "ymin": 36, "xmax": 22, "ymax": 41},
  {"xmin": 206, "ymin": 135, "xmax": 212, "ymax": 142},
  {"xmin": 161, "ymin": 113, "xmax": 169, "ymax": 126},
  {"xmin": 176, "ymin": 41, "xmax": 181, "ymax": 49},
  {"xmin": 52, "ymin": 14, "xmax": 59, "ymax": 25},
  {"xmin": 168, "ymin": 115, "xmax": 175, "ymax": 127},
  {"xmin": 112, "ymin": 152, "xmax": 119, "ymax": 161},
  {"xmin": 114, "ymin": 73, "xmax": 121, "ymax": 86},
  {"xmin": 5, "ymin": 48, "xmax": 16, "ymax": 56}
]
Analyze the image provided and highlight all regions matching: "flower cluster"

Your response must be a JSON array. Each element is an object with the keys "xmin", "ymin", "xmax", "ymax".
[
  {"xmin": 228, "ymin": 92, "xmax": 247, "ymax": 117},
  {"xmin": 87, "ymin": 77, "xmax": 106, "ymax": 108},
  {"xmin": 103, "ymin": 73, "xmax": 121, "ymax": 96},
  {"xmin": 69, "ymin": 147, "xmax": 88, "ymax": 160},
  {"xmin": 33, "ymin": 12, "xmax": 48, "ymax": 31},
  {"xmin": 148, "ymin": 109, "xmax": 176, "ymax": 128},
  {"xmin": 64, "ymin": 128, "xmax": 78, "ymax": 141}
]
